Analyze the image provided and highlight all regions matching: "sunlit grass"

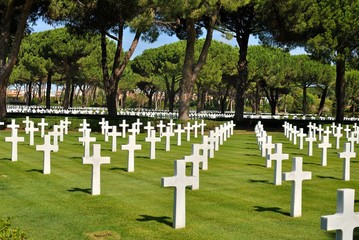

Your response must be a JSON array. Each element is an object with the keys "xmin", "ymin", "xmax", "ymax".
[{"xmin": 0, "ymin": 121, "xmax": 358, "ymax": 239}]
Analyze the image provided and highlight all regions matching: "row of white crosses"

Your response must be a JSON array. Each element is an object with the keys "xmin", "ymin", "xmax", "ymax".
[
  {"xmin": 162, "ymin": 120, "xmax": 235, "ymax": 229},
  {"xmin": 255, "ymin": 121, "xmax": 312, "ymax": 218},
  {"xmin": 285, "ymin": 121, "xmax": 357, "ymax": 181},
  {"xmin": 283, "ymin": 121, "xmax": 359, "ymax": 239}
]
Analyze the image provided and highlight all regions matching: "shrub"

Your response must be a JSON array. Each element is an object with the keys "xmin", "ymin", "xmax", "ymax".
[{"xmin": 0, "ymin": 217, "xmax": 26, "ymax": 240}]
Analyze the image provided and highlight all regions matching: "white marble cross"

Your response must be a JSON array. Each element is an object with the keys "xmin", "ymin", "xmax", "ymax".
[
  {"xmin": 192, "ymin": 121, "xmax": 200, "ymax": 138},
  {"xmin": 36, "ymin": 134, "xmax": 59, "ymax": 174},
  {"xmin": 297, "ymin": 128, "xmax": 307, "ymax": 150},
  {"xmin": 144, "ymin": 121, "xmax": 154, "ymax": 138},
  {"xmin": 48, "ymin": 126, "xmax": 62, "ymax": 146},
  {"xmin": 199, "ymin": 119, "xmax": 206, "ymax": 135},
  {"xmin": 184, "ymin": 122, "xmax": 192, "ymax": 141},
  {"xmin": 145, "ymin": 130, "xmax": 161, "ymax": 159},
  {"xmin": 79, "ymin": 119, "xmax": 90, "ymax": 142},
  {"xmin": 207, "ymin": 131, "xmax": 216, "ymax": 158},
  {"xmin": 161, "ymin": 160, "xmax": 197, "ymax": 229},
  {"xmin": 323, "ymin": 126, "xmax": 331, "ymax": 138},
  {"xmin": 318, "ymin": 135, "xmax": 332, "ymax": 166},
  {"xmin": 292, "ymin": 126, "xmax": 299, "ymax": 145},
  {"xmin": 99, "ymin": 118, "xmax": 106, "ymax": 135},
  {"xmin": 167, "ymin": 119, "xmax": 176, "ymax": 133},
  {"xmin": 5, "ymin": 128, "xmax": 24, "ymax": 161},
  {"xmin": 333, "ymin": 124, "xmax": 343, "ymax": 150},
  {"xmin": 331, "ymin": 122, "xmax": 337, "ymax": 135},
  {"xmin": 102, "ymin": 121, "xmax": 111, "ymax": 142},
  {"xmin": 119, "ymin": 119, "xmax": 129, "ymax": 138},
  {"xmin": 338, "ymin": 142, "xmax": 356, "ymax": 181},
  {"xmin": 78, "ymin": 129, "xmax": 96, "ymax": 158},
  {"xmin": 344, "ymin": 125, "xmax": 351, "ymax": 139},
  {"xmin": 62, "ymin": 117, "xmax": 71, "ymax": 134},
  {"xmin": 317, "ymin": 124, "xmax": 324, "ymax": 141},
  {"xmin": 37, "ymin": 118, "xmax": 48, "ymax": 138},
  {"xmin": 174, "ymin": 124, "xmax": 185, "ymax": 146},
  {"xmin": 321, "ymin": 188, "xmax": 359, "ymax": 240},
  {"xmin": 305, "ymin": 130, "xmax": 317, "ymax": 156},
  {"xmin": 283, "ymin": 157, "xmax": 312, "ymax": 217},
  {"xmin": 347, "ymin": 131, "xmax": 356, "ymax": 152},
  {"xmin": 157, "ymin": 120, "xmax": 166, "ymax": 137},
  {"xmin": 83, "ymin": 144, "xmax": 110, "ymax": 195},
  {"xmin": 128, "ymin": 123, "xmax": 140, "ymax": 142},
  {"xmin": 162, "ymin": 126, "xmax": 175, "ymax": 151},
  {"xmin": 121, "ymin": 134, "xmax": 142, "ymax": 172},
  {"xmin": 108, "ymin": 126, "xmax": 122, "ymax": 152},
  {"xmin": 7, "ymin": 119, "xmax": 19, "ymax": 131},
  {"xmin": 26, "ymin": 121, "xmax": 39, "ymax": 146},
  {"xmin": 22, "ymin": 116, "xmax": 31, "ymax": 134},
  {"xmin": 199, "ymin": 136, "xmax": 212, "ymax": 169},
  {"xmin": 134, "ymin": 118, "xmax": 143, "ymax": 133},
  {"xmin": 268, "ymin": 143, "xmax": 289, "ymax": 185},
  {"xmin": 184, "ymin": 144, "xmax": 204, "ymax": 190},
  {"xmin": 262, "ymin": 136, "xmax": 275, "ymax": 167}
]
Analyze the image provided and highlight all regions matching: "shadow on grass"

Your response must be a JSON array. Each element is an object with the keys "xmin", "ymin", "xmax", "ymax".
[
  {"xmin": 244, "ymin": 154, "xmax": 259, "ymax": 157},
  {"xmin": 0, "ymin": 158, "xmax": 11, "ymax": 161},
  {"xmin": 254, "ymin": 206, "xmax": 290, "ymax": 216},
  {"xmin": 109, "ymin": 167, "xmax": 127, "ymax": 172},
  {"xmin": 26, "ymin": 169, "xmax": 43, "ymax": 173},
  {"xmin": 303, "ymin": 162, "xmax": 321, "ymax": 166},
  {"xmin": 136, "ymin": 215, "xmax": 172, "ymax": 227},
  {"xmin": 70, "ymin": 156, "xmax": 82, "ymax": 160},
  {"xmin": 247, "ymin": 163, "xmax": 266, "ymax": 168},
  {"xmin": 137, "ymin": 156, "xmax": 150, "ymax": 159},
  {"xmin": 248, "ymin": 179, "xmax": 271, "ymax": 184},
  {"xmin": 67, "ymin": 187, "xmax": 91, "ymax": 194},
  {"xmin": 317, "ymin": 175, "xmax": 341, "ymax": 181}
]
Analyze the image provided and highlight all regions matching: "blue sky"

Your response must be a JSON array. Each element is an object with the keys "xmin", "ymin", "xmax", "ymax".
[{"xmin": 32, "ymin": 19, "xmax": 305, "ymax": 58}]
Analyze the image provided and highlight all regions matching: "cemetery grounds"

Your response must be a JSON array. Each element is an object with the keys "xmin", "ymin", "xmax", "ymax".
[{"xmin": 0, "ymin": 117, "xmax": 358, "ymax": 239}]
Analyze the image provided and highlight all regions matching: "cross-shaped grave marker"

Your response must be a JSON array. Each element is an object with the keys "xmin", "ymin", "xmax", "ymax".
[
  {"xmin": 162, "ymin": 126, "xmax": 175, "ymax": 151},
  {"xmin": 318, "ymin": 135, "xmax": 332, "ymax": 166},
  {"xmin": 78, "ymin": 128, "xmax": 96, "ymax": 158},
  {"xmin": 157, "ymin": 120, "xmax": 166, "ymax": 137},
  {"xmin": 263, "ymin": 136, "xmax": 275, "ymax": 168},
  {"xmin": 167, "ymin": 119, "xmax": 176, "ymax": 133},
  {"xmin": 48, "ymin": 125, "xmax": 62, "ymax": 146},
  {"xmin": 5, "ymin": 128, "xmax": 24, "ymax": 162},
  {"xmin": 99, "ymin": 118, "xmax": 106, "ymax": 135},
  {"xmin": 121, "ymin": 134, "xmax": 142, "ymax": 172},
  {"xmin": 317, "ymin": 124, "xmax": 324, "ymax": 141},
  {"xmin": 348, "ymin": 131, "xmax": 356, "ymax": 152},
  {"xmin": 338, "ymin": 142, "xmax": 356, "ymax": 181},
  {"xmin": 184, "ymin": 144, "xmax": 207, "ymax": 190},
  {"xmin": 321, "ymin": 188, "xmax": 359, "ymax": 240},
  {"xmin": 37, "ymin": 118, "xmax": 48, "ymax": 138},
  {"xmin": 199, "ymin": 119, "xmax": 206, "ymax": 135},
  {"xmin": 161, "ymin": 160, "xmax": 198, "ymax": 229},
  {"xmin": 184, "ymin": 122, "xmax": 192, "ymax": 142},
  {"xmin": 22, "ymin": 116, "xmax": 31, "ymax": 134},
  {"xmin": 305, "ymin": 130, "xmax": 317, "ymax": 156},
  {"xmin": 36, "ymin": 134, "xmax": 59, "ymax": 174},
  {"xmin": 283, "ymin": 157, "xmax": 312, "ymax": 217},
  {"xmin": 292, "ymin": 126, "xmax": 299, "ymax": 145},
  {"xmin": 7, "ymin": 119, "xmax": 19, "ymax": 131},
  {"xmin": 333, "ymin": 124, "xmax": 343, "ymax": 149},
  {"xmin": 207, "ymin": 130, "xmax": 216, "ymax": 158},
  {"xmin": 144, "ymin": 121, "xmax": 154, "ymax": 138},
  {"xmin": 268, "ymin": 143, "xmax": 289, "ymax": 185},
  {"xmin": 108, "ymin": 126, "xmax": 122, "ymax": 152},
  {"xmin": 145, "ymin": 130, "xmax": 161, "ymax": 159},
  {"xmin": 62, "ymin": 117, "xmax": 71, "ymax": 134},
  {"xmin": 297, "ymin": 128, "xmax": 307, "ymax": 150},
  {"xmin": 26, "ymin": 121, "xmax": 39, "ymax": 146},
  {"xmin": 192, "ymin": 121, "xmax": 200, "ymax": 138},
  {"xmin": 83, "ymin": 144, "xmax": 110, "ymax": 195},
  {"xmin": 119, "ymin": 119, "xmax": 129, "ymax": 138},
  {"xmin": 344, "ymin": 125, "xmax": 351, "ymax": 139},
  {"xmin": 174, "ymin": 124, "xmax": 185, "ymax": 146}
]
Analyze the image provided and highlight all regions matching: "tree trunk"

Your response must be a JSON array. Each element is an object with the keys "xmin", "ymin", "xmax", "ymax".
[
  {"xmin": 70, "ymin": 83, "xmax": 75, "ymax": 107},
  {"xmin": 317, "ymin": 86, "xmax": 328, "ymax": 116},
  {"xmin": 335, "ymin": 56, "xmax": 346, "ymax": 123},
  {"xmin": 234, "ymin": 4, "xmax": 254, "ymax": 123},
  {"xmin": 302, "ymin": 84, "xmax": 307, "ymax": 115},
  {"xmin": 46, "ymin": 71, "xmax": 52, "ymax": 109},
  {"xmin": 0, "ymin": 0, "xmax": 34, "ymax": 118},
  {"xmin": 255, "ymin": 82, "xmax": 260, "ymax": 114},
  {"xmin": 27, "ymin": 81, "xmax": 32, "ymax": 106},
  {"xmin": 178, "ymin": 15, "xmax": 216, "ymax": 120},
  {"xmin": 63, "ymin": 77, "xmax": 71, "ymax": 109},
  {"xmin": 38, "ymin": 81, "xmax": 42, "ymax": 103},
  {"xmin": 120, "ymin": 90, "xmax": 127, "ymax": 109}
]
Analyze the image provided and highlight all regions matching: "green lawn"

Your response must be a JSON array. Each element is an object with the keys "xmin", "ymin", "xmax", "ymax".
[{"xmin": 0, "ymin": 123, "xmax": 358, "ymax": 239}]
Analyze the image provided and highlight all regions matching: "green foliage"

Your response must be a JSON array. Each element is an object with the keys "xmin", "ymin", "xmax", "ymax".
[{"xmin": 0, "ymin": 217, "xmax": 26, "ymax": 240}]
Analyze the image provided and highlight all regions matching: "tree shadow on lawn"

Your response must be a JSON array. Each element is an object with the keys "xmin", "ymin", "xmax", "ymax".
[
  {"xmin": 136, "ymin": 214, "xmax": 172, "ymax": 227},
  {"xmin": 247, "ymin": 163, "xmax": 266, "ymax": 168},
  {"xmin": 67, "ymin": 187, "xmax": 92, "ymax": 194},
  {"xmin": 248, "ymin": 179, "xmax": 271, "ymax": 184},
  {"xmin": 109, "ymin": 167, "xmax": 127, "ymax": 172},
  {"xmin": 254, "ymin": 206, "xmax": 290, "ymax": 216},
  {"xmin": 316, "ymin": 175, "xmax": 342, "ymax": 181},
  {"xmin": 26, "ymin": 169, "xmax": 43, "ymax": 174}
]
